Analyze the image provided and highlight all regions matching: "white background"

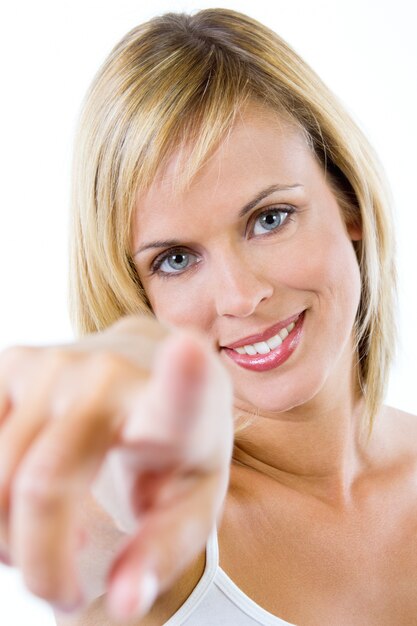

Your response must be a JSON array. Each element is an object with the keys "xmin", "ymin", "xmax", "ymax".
[{"xmin": 0, "ymin": 1, "xmax": 416, "ymax": 624}]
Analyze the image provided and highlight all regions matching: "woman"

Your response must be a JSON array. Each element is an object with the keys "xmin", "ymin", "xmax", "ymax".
[{"xmin": 0, "ymin": 8, "xmax": 415, "ymax": 625}]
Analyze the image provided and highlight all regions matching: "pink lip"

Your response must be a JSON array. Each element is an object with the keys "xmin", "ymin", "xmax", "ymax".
[
  {"xmin": 222, "ymin": 311, "xmax": 305, "ymax": 372},
  {"xmin": 223, "ymin": 310, "xmax": 305, "ymax": 349}
]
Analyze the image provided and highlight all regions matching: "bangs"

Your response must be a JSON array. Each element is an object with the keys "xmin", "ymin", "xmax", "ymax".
[{"xmin": 127, "ymin": 49, "xmax": 251, "ymax": 199}]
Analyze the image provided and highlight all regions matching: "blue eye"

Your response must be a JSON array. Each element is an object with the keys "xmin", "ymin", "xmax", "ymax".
[
  {"xmin": 252, "ymin": 208, "xmax": 292, "ymax": 236},
  {"xmin": 152, "ymin": 249, "xmax": 199, "ymax": 275}
]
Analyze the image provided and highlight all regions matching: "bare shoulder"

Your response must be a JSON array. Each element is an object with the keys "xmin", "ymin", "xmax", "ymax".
[
  {"xmin": 54, "ymin": 549, "xmax": 206, "ymax": 626},
  {"xmin": 383, "ymin": 404, "xmax": 417, "ymax": 420},
  {"xmin": 381, "ymin": 404, "xmax": 417, "ymax": 434},
  {"xmin": 379, "ymin": 404, "xmax": 417, "ymax": 458}
]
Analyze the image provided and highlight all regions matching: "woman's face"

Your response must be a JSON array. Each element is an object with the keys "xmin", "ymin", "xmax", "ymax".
[{"xmin": 132, "ymin": 106, "xmax": 362, "ymax": 415}]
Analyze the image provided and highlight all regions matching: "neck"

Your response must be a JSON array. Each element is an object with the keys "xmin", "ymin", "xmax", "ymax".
[{"xmin": 232, "ymin": 355, "xmax": 374, "ymax": 508}]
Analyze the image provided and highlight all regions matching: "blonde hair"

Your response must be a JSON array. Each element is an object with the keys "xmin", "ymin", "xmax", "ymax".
[{"xmin": 69, "ymin": 8, "xmax": 397, "ymax": 437}]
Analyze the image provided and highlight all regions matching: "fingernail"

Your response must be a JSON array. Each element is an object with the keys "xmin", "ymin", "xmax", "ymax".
[{"xmin": 109, "ymin": 570, "xmax": 158, "ymax": 620}]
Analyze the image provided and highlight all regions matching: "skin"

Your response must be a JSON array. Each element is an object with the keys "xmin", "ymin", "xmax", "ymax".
[
  {"xmin": 130, "ymin": 103, "xmax": 417, "ymax": 624},
  {"xmin": 132, "ymin": 104, "xmax": 365, "ymax": 505},
  {"xmin": 0, "ymin": 319, "xmax": 234, "ymax": 622},
  {"xmin": 1, "ymin": 103, "xmax": 416, "ymax": 626}
]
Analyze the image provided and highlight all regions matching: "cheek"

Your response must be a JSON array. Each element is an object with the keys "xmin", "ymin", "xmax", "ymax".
[
  {"xmin": 148, "ymin": 282, "xmax": 212, "ymax": 331},
  {"xmin": 288, "ymin": 224, "xmax": 361, "ymax": 323}
]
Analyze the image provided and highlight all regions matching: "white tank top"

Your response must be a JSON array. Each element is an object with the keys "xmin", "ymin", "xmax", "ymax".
[{"xmin": 164, "ymin": 527, "xmax": 297, "ymax": 625}]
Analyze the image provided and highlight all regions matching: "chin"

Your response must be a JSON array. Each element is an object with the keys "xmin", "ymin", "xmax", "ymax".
[{"xmin": 232, "ymin": 360, "xmax": 334, "ymax": 418}]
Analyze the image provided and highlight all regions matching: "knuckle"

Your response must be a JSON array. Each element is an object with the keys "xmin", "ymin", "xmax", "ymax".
[
  {"xmin": 15, "ymin": 464, "xmax": 62, "ymax": 510},
  {"xmin": 43, "ymin": 348, "xmax": 74, "ymax": 371},
  {"xmin": 0, "ymin": 345, "xmax": 37, "ymax": 371},
  {"xmin": 88, "ymin": 350, "xmax": 129, "ymax": 379}
]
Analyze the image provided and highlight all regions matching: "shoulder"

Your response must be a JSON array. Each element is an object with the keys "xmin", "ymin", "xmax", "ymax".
[
  {"xmin": 383, "ymin": 404, "xmax": 417, "ymax": 420},
  {"xmin": 375, "ymin": 404, "xmax": 417, "ymax": 462},
  {"xmin": 380, "ymin": 404, "xmax": 417, "ymax": 438}
]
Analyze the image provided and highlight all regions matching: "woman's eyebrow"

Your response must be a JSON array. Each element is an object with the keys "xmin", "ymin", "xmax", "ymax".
[
  {"xmin": 134, "ymin": 182, "xmax": 303, "ymax": 257},
  {"xmin": 238, "ymin": 183, "xmax": 303, "ymax": 218},
  {"xmin": 134, "ymin": 238, "xmax": 183, "ymax": 257}
]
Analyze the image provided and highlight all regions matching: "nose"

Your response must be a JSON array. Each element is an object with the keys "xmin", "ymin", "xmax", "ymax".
[{"xmin": 211, "ymin": 249, "xmax": 273, "ymax": 318}]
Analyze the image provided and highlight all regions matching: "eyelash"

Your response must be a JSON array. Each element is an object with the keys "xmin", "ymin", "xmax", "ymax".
[{"xmin": 149, "ymin": 205, "xmax": 297, "ymax": 278}]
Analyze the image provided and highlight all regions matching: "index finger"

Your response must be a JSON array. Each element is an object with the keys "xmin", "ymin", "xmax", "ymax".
[{"xmin": 122, "ymin": 331, "xmax": 233, "ymax": 469}]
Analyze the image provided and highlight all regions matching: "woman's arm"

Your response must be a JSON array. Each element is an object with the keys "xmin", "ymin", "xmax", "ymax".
[{"xmin": 0, "ymin": 315, "xmax": 233, "ymax": 622}]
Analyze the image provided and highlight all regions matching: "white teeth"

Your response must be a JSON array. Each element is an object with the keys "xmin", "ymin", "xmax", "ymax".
[
  {"xmin": 232, "ymin": 317, "xmax": 299, "ymax": 356},
  {"xmin": 253, "ymin": 341, "xmax": 270, "ymax": 354},
  {"xmin": 278, "ymin": 328, "xmax": 289, "ymax": 340},
  {"xmin": 266, "ymin": 334, "xmax": 282, "ymax": 350}
]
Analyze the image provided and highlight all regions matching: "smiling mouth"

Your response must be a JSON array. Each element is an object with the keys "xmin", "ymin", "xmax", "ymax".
[
  {"xmin": 233, "ymin": 320, "xmax": 297, "ymax": 355},
  {"xmin": 222, "ymin": 310, "xmax": 305, "ymax": 355},
  {"xmin": 221, "ymin": 311, "xmax": 306, "ymax": 372}
]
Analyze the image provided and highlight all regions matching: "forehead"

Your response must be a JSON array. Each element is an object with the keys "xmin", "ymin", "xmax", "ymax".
[{"xmin": 132, "ymin": 106, "xmax": 320, "ymax": 248}]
